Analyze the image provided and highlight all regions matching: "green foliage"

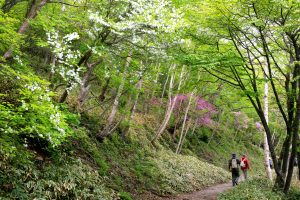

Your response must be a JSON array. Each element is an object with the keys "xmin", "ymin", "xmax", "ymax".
[
  {"xmin": 147, "ymin": 150, "xmax": 230, "ymax": 194},
  {"xmin": 218, "ymin": 179, "xmax": 300, "ymax": 200},
  {"xmin": 74, "ymin": 127, "xmax": 110, "ymax": 176},
  {"xmin": 218, "ymin": 179, "xmax": 283, "ymax": 200},
  {"xmin": 119, "ymin": 191, "xmax": 133, "ymax": 200},
  {"xmin": 0, "ymin": 10, "xmax": 22, "ymax": 57},
  {"xmin": 0, "ymin": 65, "xmax": 78, "ymax": 157},
  {"xmin": 1, "ymin": 0, "xmax": 299, "ymax": 198},
  {"xmin": 94, "ymin": 122, "xmax": 230, "ymax": 196},
  {"xmin": 0, "ymin": 158, "xmax": 116, "ymax": 199}
]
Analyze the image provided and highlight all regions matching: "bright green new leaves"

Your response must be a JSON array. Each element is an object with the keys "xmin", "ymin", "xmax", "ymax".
[
  {"xmin": 87, "ymin": 0, "xmax": 184, "ymax": 57},
  {"xmin": 0, "ymin": 66, "xmax": 78, "ymax": 157},
  {"xmin": 0, "ymin": 10, "xmax": 22, "ymax": 59}
]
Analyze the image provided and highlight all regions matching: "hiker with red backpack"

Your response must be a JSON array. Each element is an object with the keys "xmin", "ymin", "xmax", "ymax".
[
  {"xmin": 240, "ymin": 154, "xmax": 250, "ymax": 180},
  {"xmin": 228, "ymin": 153, "xmax": 240, "ymax": 186}
]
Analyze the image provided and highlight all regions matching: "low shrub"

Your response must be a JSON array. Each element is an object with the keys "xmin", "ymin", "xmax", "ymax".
[
  {"xmin": 146, "ymin": 149, "xmax": 231, "ymax": 195},
  {"xmin": 218, "ymin": 178, "xmax": 300, "ymax": 200},
  {"xmin": 0, "ymin": 159, "xmax": 116, "ymax": 200}
]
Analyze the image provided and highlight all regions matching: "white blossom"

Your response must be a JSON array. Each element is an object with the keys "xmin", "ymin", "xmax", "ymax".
[{"xmin": 46, "ymin": 31, "xmax": 82, "ymax": 91}]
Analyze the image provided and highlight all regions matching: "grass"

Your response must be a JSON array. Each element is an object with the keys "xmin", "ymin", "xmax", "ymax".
[{"xmin": 218, "ymin": 178, "xmax": 300, "ymax": 200}]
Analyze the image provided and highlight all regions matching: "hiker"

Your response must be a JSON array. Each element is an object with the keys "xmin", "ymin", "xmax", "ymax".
[
  {"xmin": 228, "ymin": 153, "xmax": 240, "ymax": 186},
  {"xmin": 240, "ymin": 154, "xmax": 250, "ymax": 180}
]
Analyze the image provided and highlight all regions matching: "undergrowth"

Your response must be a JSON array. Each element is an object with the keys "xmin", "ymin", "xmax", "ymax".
[
  {"xmin": 0, "ymin": 157, "xmax": 116, "ymax": 200},
  {"xmin": 218, "ymin": 179, "xmax": 300, "ymax": 200}
]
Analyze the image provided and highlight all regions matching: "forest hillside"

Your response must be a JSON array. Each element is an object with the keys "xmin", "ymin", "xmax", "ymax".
[{"xmin": 0, "ymin": 0, "xmax": 300, "ymax": 199}]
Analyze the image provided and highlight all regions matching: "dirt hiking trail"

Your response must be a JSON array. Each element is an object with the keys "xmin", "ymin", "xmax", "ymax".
[
  {"xmin": 137, "ymin": 182, "xmax": 232, "ymax": 200},
  {"xmin": 167, "ymin": 182, "xmax": 232, "ymax": 200}
]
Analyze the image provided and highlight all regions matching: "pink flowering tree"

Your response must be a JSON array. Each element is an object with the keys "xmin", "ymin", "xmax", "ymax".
[{"xmin": 170, "ymin": 94, "xmax": 218, "ymax": 136}]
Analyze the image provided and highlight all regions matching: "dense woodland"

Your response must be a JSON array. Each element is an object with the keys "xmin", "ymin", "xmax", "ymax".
[{"xmin": 0, "ymin": 0, "xmax": 300, "ymax": 199}]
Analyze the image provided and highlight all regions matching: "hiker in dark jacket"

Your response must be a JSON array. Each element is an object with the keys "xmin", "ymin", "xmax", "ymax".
[{"xmin": 228, "ymin": 153, "xmax": 240, "ymax": 186}]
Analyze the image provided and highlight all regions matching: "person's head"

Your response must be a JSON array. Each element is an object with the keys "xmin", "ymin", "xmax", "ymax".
[
  {"xmin": 232, "ymin": 153, "xmax": 236, "ymax": 158},
  {"xmin": 242, "ymin": 154, "xmax": 246, "ymax": 158}
]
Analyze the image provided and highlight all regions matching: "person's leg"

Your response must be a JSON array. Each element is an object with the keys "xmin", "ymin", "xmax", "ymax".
[
  {"xmin": 242, "ymin": 170, "xmax": 247, "ymax": 180},
  {"xmin": 233, "ymin": 175, "xmax": 239, "ymax": 186}
]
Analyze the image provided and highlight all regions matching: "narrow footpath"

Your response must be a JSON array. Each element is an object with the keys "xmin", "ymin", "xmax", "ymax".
[{"xmin": 167, "ymin": 182, "xmax": 232, "ymax": 200}]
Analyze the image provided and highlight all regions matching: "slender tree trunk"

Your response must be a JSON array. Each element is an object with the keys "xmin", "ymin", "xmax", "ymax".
[
  {"xmin": 297, "ymin": 151, "xmax": 300, "ymax": 180},
  {"xmin": 178, "ymin": 120, "xmax": 191, "ymax": 154},
  {"xmin": 97, "ymin": 51, "xmax": 132, "ymax": 139},
  {"xmin": 190, "ymin": 119, "xmax": 198, "ymax": 136},
  {"xmin": 48, "ymin": 56, "xmax": 56, "ymax": 88},
  {"xmin": 77, "ymin": 59, "xmax": 103, "ymax": 109},
  {"xmin": 130, "ymin": 79, "xmax": 143, "ymax": 119},
  {"xmin": 59, "ymin": 89, "xmax": 69, "ymax": 103},
  {"xmin": 161, "ymin": 66, "xmax": 171, "ymax": 98},
  {"xmin": 1, "ymin": 0, "xmax": 23, "ymax": 13},
  {"xmin": 152, "ymin": 71, "xmax": 176, "ymax": 143},
  {"xmin": 99, "ymin": 78, "xmax": 110, "ymax": 102},
  {"xmin": 122, "ymin": 78, "xmax": 143, "ymax": 137},
  {"xmin": 263, "ymin": 62, "xmax": 273, "ymax": 180},
  {"xmin": 146, "ymin": 64, "xmax": 160, "ymax": 113},
  {"xmin": 78, "ymin": 64, "xmax": 93, "ymax": 111},
  {"xmin": 176, "ymin": 92, "xmax": 193, "ymax": 154},
  {"xmin": 152, "ymin": 65, "xmax": 184, "ymax": 143},
  {"xmin": 283, "ymin": 62, "xmax": 300, "ymax": 193},
  {"xmin": 2, "ymin": 0, "xmax": 48, "ymax": 61},
  {"xmin": 59, "ymin": 50, "xmax": 93, "ymax": 103},
  {"xmin": 143, "ymin": 92, "xmax": 150, "ymax": 114},
  {"xmin": 172, "ymin": 99, "xmax": 184, "ymax": 139},
  {"xmin": 284, "ymin": 113, "xmax": 300, "ymax": 193}
]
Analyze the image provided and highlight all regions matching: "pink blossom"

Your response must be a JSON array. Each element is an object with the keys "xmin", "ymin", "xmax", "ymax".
[{"xmin": 255, "ymin": 122, "xmax": 263, "ymax": 129}]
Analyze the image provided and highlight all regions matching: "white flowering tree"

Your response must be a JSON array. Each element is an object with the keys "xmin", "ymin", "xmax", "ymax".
[
  {"xmin": 46, "ymin": 31, "xmax": 83, "ymax": 102},
  {"xmin": 84, "ymin": 0, "xmax": 184, "ymax": 138},
  {"xmin": 0, "ymin": 66, "xmax": 77, "ymax": 157}
]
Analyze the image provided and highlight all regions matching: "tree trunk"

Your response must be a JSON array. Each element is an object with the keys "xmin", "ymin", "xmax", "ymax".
[
  {"xmin": 122, "ymin": 78, "xmax": 143, "ymax": 137},
  {"xmin": 78, "ymin": 63, "xmax": 94, "ymax": 111},
  {"xmin": 99, "ymin": 78, "xmax": 110, "ymax": 102},
  {"xmin": 178, "ymin": 120, "xmax": 191, "ymax": 154},
  {"xmin": 297, "ymin": 151, "xmax": 300, "ymax": 180},
  {"xmin": 161, "ymin": 66, "xmax": 171, "ymax": 98},
  {"xmin": 190, "ymin": 119, "xmax": 198, "ymax": 136},
  {"xmin": 152, "ymin": 72, "xmax": 176, "ymax": 143},
  {"xmin": 172, "ymin": 99, "xmax": 184, "ymax": 140},
  {"xmin": 143, "ymin": 92, "xmax": 150, "ymax": 114},
  {"xmin": 1, "ymin": 0, "xmax": 23, "ymax": 13},
  {"xmin": 146, "ymin": 64, "xmax": 160, "ymax": 113},
  {"xmin": 263, "ymin": 62, "xmax": 273, "ymax": 180},
  {"xmin": 2, "ymin": 0, "xmax": 48, "ymax": 61},
  {"xmin": 283, "ymin": 62, "xmax": 300, "ymax": 193},
  {"xmin": 284, "ymin": 116, "xmax": 300, "ymax": 193},
  {"xmin": 59, "ymin": 50, "xmax": 93, "ymax": 103},
  {"xmin": 176, "ymin": 92, "xmax": 193, "ymax": 154},
  {"xmin": 97, "ymin": 51, "xmax": 132, "ymax": 139},
  {"xmin": 59, "ymin": 89, "xmax": 69, "ymax": 103},
  {"xmin": 152, "ymin": 65, "xmax": 184, "ymax": 143}
]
